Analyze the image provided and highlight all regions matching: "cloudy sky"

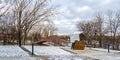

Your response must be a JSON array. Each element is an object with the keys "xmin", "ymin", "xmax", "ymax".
[
  {"xmin": 0, "ymin": 0, "xmax": 120, "ymax": 35},
  {"xmin": 50, "ymin": 0, "xmax": 120, "ymax": 35}
]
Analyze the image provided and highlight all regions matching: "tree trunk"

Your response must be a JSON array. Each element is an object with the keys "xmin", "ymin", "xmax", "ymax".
[
  {"xmin": 3, "ymin": 39, "xmax": 6, "ymax": 45},
  {"xmin": 112, "ymin": 34, "xmax": 116, "ymax": 50},
  {"xmin": 99, "ymin": 40, "xmax": 102, "ymax": 48},
  {"xmin": 18, "ymin": 30, "xmax": 21, "ymax": 47},
  {"xmin": 116, "ymin": 41, "xmax": 119, "ymax": 50},
  {"xmin": 22, "ymin": 32, "xmax": 27, "ymax": 45}
]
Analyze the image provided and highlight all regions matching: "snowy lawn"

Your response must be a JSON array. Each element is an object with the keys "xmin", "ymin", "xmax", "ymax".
[
  {"xmin": 24, "ymin": 46, "xmax": 92, "ymax": 60},
  {"xmin": 91, "ymin": 48, "xmax": 120, "ymax": 53},
  {"xmin": 24, "ymin": 46, "xmax": 72, "ymax": 55},
  {"xmin": 0, "ymin": 45, "xmax": 29, "ymax": 57},
  {"xmin": 62, "ymin": 47, "xmax": 120, "ymax": 60},
  {"xmin": 0, "ymin": 45, "xmax": 92, "ymax": 60}
]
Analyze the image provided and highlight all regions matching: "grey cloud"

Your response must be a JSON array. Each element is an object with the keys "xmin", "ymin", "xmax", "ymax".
[{"xmin": 52, "ymin": 0, "xmax": 120, "ymax": 34}]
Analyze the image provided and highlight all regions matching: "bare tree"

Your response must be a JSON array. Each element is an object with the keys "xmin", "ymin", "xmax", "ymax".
[
  {"xmin": 94, "ymin": 13, "xmax": 105, "ymax": 47},
  {"xmin": 43, "ymin": 20, "xmax": 57, "ymax": 37},
  {"xmin": 0, "ymin": 3, "xmax": 10, "ymax": 45},
  {"xmin": 77, "ymin": 14, "xmax": 105, "ymax": 48},
  {"xmin": 8, "ymin": 0, "xmax": 54, "ymax": 46},
  {"xmin": 77, "ymin": 10, "xmax": 120, "ymax": 49},
  {"xmin": 33, "ymin": 20, "xmax": 57, "ymax": 38},
  {"xmin": 77, "ymin": 20, "xmax": 95, "ymax": 45},
  {"xmin": 106, "ymin": 10, "xmax": 120, "ymax": 49}
]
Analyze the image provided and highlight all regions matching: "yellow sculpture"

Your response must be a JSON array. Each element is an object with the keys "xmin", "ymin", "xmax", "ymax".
[{"xmin": 73, "ymin": 41, "xmax": 85, "ymax": 50}]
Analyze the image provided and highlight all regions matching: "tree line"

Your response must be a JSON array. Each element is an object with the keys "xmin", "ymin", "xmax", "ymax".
[
  {"xmin": 0, "ymin": 0, "xmax": 56, "ymax": 46},
  {"xmin": 77, "ymin": 10, "xmax": 120, "ymax": 50}
]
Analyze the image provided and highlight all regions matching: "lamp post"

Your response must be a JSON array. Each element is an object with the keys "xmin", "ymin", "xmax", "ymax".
[
  {"xmin": 32, "ymin": 35, "xmax": 34, "ymax": 55},
  {"xmin": 108, "ymin": 44, "xmax": 110, "ymax": 53}
]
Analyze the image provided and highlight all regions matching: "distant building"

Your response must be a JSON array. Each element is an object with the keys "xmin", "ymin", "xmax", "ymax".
[
  {"xmin": 34, "ymin": 37, "xmax": 53, "ymax": 44},
  {"xmin": 59, "ymin": 39, "xmax": 69, "ymax": 46}
]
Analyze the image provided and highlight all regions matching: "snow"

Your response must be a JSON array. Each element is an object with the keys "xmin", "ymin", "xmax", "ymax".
[
  {"xmin": 0, "ymin": 45, "xmax": 29, "ymax": 57},
  {"xmin": 81, "ymin": 53, "xmax": 120, "ymax": 60},
  {"xmin": 85, "ymin": 48, "xmax": 120, "ymax": 60},
  {"xmin": 1, "ymin": 45, "xmax": 120, "ymax": 60},
  {"xmin": 24, "ymin": 46, "xmax": 87, "ymax": 60},
  {"xmin": 91, "ymin": 48, "xmax": 120, "ymax": 53},
  {"xmin": 0, "ymin": 57, "xmax": 42, "ymax": 60},
  {"xmin": 0, "ymin": 45, "xmax": 88, "ymax": 60},
  {"xmin": 24, "ymin": 46, "xmax": 72, "ymax": 55},
  {"xmin": 62, "ymin": 47, "xmax": 120, "ymax": 60}
]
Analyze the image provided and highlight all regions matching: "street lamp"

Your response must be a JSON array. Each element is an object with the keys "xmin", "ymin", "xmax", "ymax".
[
  {"xmin": 107, "ymin": 41, "xmax": 111, "ymax": 53},
  {"xmin": 32, "ymin": 36, "xmax": 34, "ymax": 55},
  {"xmin": 108, "ymin": 44, "xmax": 110, "ymax": 53}
]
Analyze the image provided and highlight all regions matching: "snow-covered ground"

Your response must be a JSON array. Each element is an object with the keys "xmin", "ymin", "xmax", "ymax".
[
  {"xmin": 1, "ymin": 45, "xmax": 120, "ymax": 60},
  {"xmin": 0, "ymin": 45, "xmax": 92, "ymax": 60},
  {"xmin": 0, "ymin": 45, "xmax": 29, "ymax": 57},
  {"xmin": 86, "ymin": 48, "xmax": 120, "ymax": 60},
  {"xmin": 63, "ymin": 47, "xmax": 120, "ymax": 60},
  {"xmin": 24, "ymin": 46, "xmax": 71, "ymax": 55},
  {"xmin": 24, "ymin": 46, "xmax": 92, "ymax": 60},
  {"xmin": 91, "ymin": 48, "xmax": 120, "ymax": 53}
]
